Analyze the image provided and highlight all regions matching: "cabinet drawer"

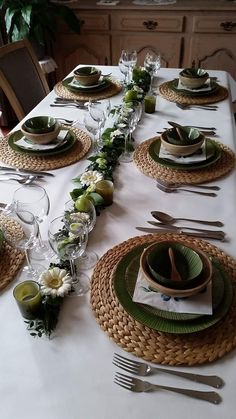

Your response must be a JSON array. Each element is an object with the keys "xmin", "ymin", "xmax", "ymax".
[
  {"xmin": 111, "ymin": 14, "xmax": 183, "ymax": 32},
  {"xmin": 193, "ymin": 15, "xmax": 236, "ymax": 33},
  {"xmin": 79, "ymin": 13, "xmax": 109, "ymax": 31}
]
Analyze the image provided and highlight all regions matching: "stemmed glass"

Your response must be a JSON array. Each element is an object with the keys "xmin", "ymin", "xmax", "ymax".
[
  {"xmin": 88, "ymin": 101, "xmax": 106, "ymax": 150},
  {"xmin": 117, "ymin": 104, "xmax": 136, "ymax": 163},
  {"xmin": 144, "ymin": 51, "xmax": 161, "ymax": 90},
  {"xmin": 0, "ymin": 209, "xmax": 44, "ymax": 279},
  {"xmin": 120, "ymin": 49, "xmax": 137, "ymax": 83},
  {"xmin": 48, "ymin": 215, "xmax": 89, "ymax": 296},
  {"xmin": 12, "ymin": 185, "xmax": 53, "ymax": 260},
  {"xmin": 64, "ymin": 199, "xmax": 98, "ymax": 269},
  {"xmin": 118, "ymin": 57, "xmax": 129, "ymax": 85},
  {"xmin": 83, "ymin": 111, "xmax": 100, "ymax": 153}
]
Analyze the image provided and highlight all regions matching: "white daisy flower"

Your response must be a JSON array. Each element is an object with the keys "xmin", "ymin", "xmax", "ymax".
[
  {"xmin": 39, "ymin": 268, "xmax": 72, "ymax": 298},
  {"xmin": 80, "ymin": 170, "xmax": 103, "ymax": 187}
]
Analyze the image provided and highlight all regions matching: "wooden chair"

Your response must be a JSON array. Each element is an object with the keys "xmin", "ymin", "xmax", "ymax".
[{"xmin": 0, "ymin": 39, "xmax": 50, "ymax": 121}]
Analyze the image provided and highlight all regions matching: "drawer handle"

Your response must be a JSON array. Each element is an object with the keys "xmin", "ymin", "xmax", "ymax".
[
  {"xmin": 220, "ymin": 21, "xmax": 236, "ymax": 31},
  {"xmin": 143, "ymin": 20, "xmax": 158, "ymax": 31}
]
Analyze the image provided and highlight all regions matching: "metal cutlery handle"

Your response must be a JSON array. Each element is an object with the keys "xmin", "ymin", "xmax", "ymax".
[
  {"xmin": 181, "ymin": 184, "xmax": 220, "ymax": 191},
  {"xmin": 152, "ymin": 367, "xmax": 224, "ymax": 389},
  {"xmin": 147, "ymin": 382, "xmax": 221, "ymax": 404},
  {"xmin": 176, "ymin": 188, "xmax": 217, "ymax": 197},
  {"xmin": 50, "ymin": 104, "xmax": 84, "ymax": 109},
  {"xmin": 192, "ymin": 106, "xmax": 217, "ymax": 110}
]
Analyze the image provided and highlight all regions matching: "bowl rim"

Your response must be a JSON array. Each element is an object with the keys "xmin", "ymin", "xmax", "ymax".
[
  {"xmin": 22, "ymin": 116, "xmax": 57, "ymax": 134},
  {"xmin": 140, "ymin": 240, "xmax": 213, "ymax": 297},
  {"xmin": 74, "ymin": 66, "xmax": 101, "ymax": 76},
  {"xmin": 179, "ymin": 69, "xmax": 209, "ymax": 79},
  {"xmin": 146, "ymin": 242, "xmax": 204, "ymax": 284}
]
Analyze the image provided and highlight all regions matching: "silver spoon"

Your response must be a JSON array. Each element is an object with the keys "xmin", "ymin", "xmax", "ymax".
[
  {"xmin": 151, "ymin": 211, "xmax": 223, "ymax": 227},
  {"xmin": 156, "ymin": 179, "xmax": 220, "ymax": 191},
  {"xmin": 156, "ymin": 182, "xmax": 217, "ymax": 197}
]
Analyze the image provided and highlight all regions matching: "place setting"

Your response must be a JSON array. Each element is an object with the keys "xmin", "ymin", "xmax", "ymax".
[
  {"xmin": 0, "ymin": 115, "xmax": 92, "ymax": 171},
  {"xmin": 158, "ymin": 67, "xmax": 229, "ymax": 105},
  {"xmin": 133, "ymin": 121, "xmax": 235, "ymax": 184},
  {"xmin": 90, "ymin": 231, "xmax": 236, "ymax": 366},
  {"xmin": 54, "ymin": 65, "xmax": 122, "ymax": 101}
]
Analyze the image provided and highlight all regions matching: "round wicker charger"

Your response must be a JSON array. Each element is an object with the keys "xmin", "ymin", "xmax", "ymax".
[
  {"xmin": 133, "ymin": 137, "xmax": 235, "ymax": 184},
  {"xmin": 90, "ymin": 233, "xmax": 236, "ymax": 366},
  {"xmin": 159, "ymin": 81, "xmax": 228, "ymax": 104},
  {"xmin": 0, "ymin": 214, "xmax": 25, "ymax": 292},
  {"xmin": 0, "ymin": 127, "xmax": 91, "ymax": 171},
  {"xmin": 54, "ymin": 78, "xmax": 122, "ymax": 101}
]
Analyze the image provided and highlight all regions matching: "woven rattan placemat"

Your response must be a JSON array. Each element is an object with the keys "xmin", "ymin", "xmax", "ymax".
[
  {"xmin": 133, "ymin": 137, "xmax": 235, "ymax": 184},
  {"xmin": 54, "ymin": 78, "xmax": 122, "ymax": 101},
  {"xmin": 90, "ymin": 233, "xmax": 236, "ymax": 365},
  {"xmin": 0, "ymin": 214, "xmax": 25, "ymax": 292},
  {"xmin": 159, "ymin": 81, "xmax": 228, "ymax": 104},
  {"xmin": 0, "ymin": 127, "xmax": 91, "ymax": 171}
]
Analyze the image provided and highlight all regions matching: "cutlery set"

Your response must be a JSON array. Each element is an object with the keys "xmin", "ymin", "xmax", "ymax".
[
  {"xmin": 113, "ymin": 353, "xmax": 223, "ymax": 403},
  {"xmin": 136, "ymin": 209, "xmax": 225, "ymax": 241},
  {"xmin": 0, "ymin": 166, "xmax": 54, "ymax": 184},
  {"xmin": 51, "ymin": 98, "xmax": 101, "ymax": 109}
]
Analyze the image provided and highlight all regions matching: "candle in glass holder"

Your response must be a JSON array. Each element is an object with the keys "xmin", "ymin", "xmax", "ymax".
[
  {"xmin": 13, "ymin": 280, "xmax": 42, "ymax": 320},
  {"xmin": 95, "ymin": 180, "xmax": 114, "ymax": 206},
  {"xmin": 144, "ymin": 93, "xmax": 156, "ymax": 114}
]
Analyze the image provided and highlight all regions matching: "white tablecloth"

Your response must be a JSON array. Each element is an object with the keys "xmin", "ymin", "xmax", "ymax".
[{"xmin": 0, "ymin": 67, "xmax": 236, "ymax": 419}]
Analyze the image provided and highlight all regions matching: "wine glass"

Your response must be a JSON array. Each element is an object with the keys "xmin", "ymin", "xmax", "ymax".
[
  {"xmin": 64, "ymin": 199, "xmax": 98, "ymax": 269},
  {"xmin": 0, "ymin": 209, "xmax": 44, "ymax": 279},
  {"xmin": 48, "ymin": 215, "xmax": 89, "ymax": 296},
  {"xmin": 83, "ymin": 111, "xmax": 100, "ymax": 153},
  {"xmin": 88, "ymin": 101, "xmax": 106, "ymax": 150},
  {"xmin": 117, "ymin": 104, "xmax": 136, "ymax": 163},
  {"xmin": 118, "ymin": 57, "xmax": 129, "ymax": 85},
  {"xmin": 120, "ymin": 49, "xmax": 137, "ymax": 83},
  {"xmin": 144, "ymin": 51, "xmax": 161, "ymax": 90},
  {"xmin": 12, "ymin": 185, "xmax": 53, "ymax": 260}
]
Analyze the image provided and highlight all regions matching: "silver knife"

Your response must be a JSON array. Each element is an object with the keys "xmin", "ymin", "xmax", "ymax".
[
  {"xmin": 135, "ymin": 227, "xmax": 225, "ymax": 241},
  {"xmin": 147, "ymin": 221, "xmax": 225, "ymax": 236},
  {"xmin": 0, "ymin": 166, "xmax": 54, "ymax": 177}
]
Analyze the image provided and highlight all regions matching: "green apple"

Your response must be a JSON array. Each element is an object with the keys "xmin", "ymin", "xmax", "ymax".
[{"xmin": 75, "ymin": 195, "xmax": 91, "ymax": 212}]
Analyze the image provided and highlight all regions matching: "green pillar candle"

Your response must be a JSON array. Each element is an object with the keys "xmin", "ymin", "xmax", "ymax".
[
  {"xmin": 144, "ymin": 94, "xmax": 156, "ymax": 114},
  {"xmin": 13, "ymin": 280, "xmax": 42, "ymax": 320},
  {"xmin": 95, "ymin": 180, "xmax": 114, "ymax": 206}
]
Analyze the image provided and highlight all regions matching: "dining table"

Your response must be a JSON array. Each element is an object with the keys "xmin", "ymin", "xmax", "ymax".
[{"xmin": 0, "ymin": 65, "xmax": 236, "ymax": 419}]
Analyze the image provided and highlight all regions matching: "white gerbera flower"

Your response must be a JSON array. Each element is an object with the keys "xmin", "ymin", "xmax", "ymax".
[
  {"xmin": 80, "ymin": 170, "xmax": 103, "ymax": 187},
  {"xmin": 39, "ymin": 268, "xmax": 72, "ymax": 298}
]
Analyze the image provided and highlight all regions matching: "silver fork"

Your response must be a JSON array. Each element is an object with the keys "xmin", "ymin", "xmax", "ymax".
[
  {"xmin": 0, "ymin": 175, "xmax": 37, "ymax": 184},
  {"xmin": 113, "ymin": 353, "xmax": 224, "ymax": 389},
  {"xmin": 176, "ymin": 103, "xmax": 218, "ymax": 111},
  {"xmin": 114, "ymin": 373, "xmax": 221, "ymax": 404}
]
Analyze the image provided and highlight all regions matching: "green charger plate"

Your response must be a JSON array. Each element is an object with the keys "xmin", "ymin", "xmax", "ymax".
[
  {"xmin": 8, "ymin": 129, "xmax": 76, "ymax": 156},
  {"xmin": 113, "ymin": 244, "xmax": 233, "ymax": 334},
  {"xmin": 148, "ymin": 138, "xmax": 222, "ymax": 171},
  {"xmin": 62, "ymin": 77, "xmax": 112, "ymax": 94},
  {"xmin": 125, "ymin": 253, "xmax": 224, "ymax": 322},
  {"xmin": 169, "ymin": 79, "xmax": 219, "ymax": 97}
]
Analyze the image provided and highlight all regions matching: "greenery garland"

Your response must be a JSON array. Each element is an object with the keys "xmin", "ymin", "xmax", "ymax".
[{"xmin": 26, "ymin": 67, "xmax": 151, "ymax": 338}]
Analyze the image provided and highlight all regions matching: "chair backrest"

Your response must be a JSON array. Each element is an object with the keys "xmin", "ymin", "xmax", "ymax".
[{"xmin": 0, "ymin": 39, "xmax": 50, "ymax": 121}]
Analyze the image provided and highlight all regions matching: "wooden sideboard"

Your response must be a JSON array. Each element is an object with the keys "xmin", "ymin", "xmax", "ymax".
[{"xmin": 52, "ymin": 0, "xmax": 236, "ymax": 81}]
